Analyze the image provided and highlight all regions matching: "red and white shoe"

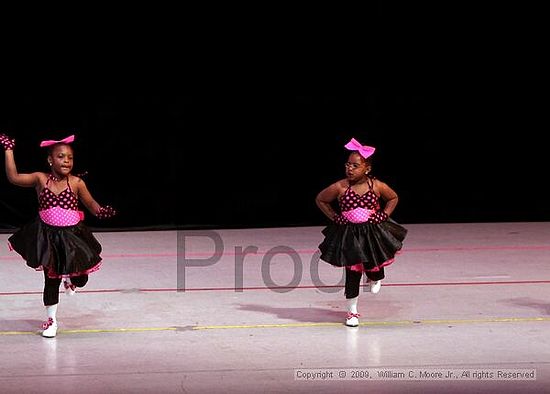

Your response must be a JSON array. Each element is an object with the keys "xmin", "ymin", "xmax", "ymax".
[
  {"xmin": 42, "ymin": 318, "xmax": 58, "ymax": 338},
  {"xmin": 345, "ymin": 312, "xmax": 360, "ymax": 327}
]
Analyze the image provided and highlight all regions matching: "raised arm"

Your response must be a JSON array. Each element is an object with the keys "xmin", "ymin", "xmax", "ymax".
[{"xmin": 1, "ymin": 135, "xmax": 42, "ymax": 188}]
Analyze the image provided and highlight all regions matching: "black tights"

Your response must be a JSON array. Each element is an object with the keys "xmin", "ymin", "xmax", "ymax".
[
  {"xmin": 344, "ymin": 268, "xmax": 385, "ymax": 299},
  {"xmin": 43, "ymin": 271, "xmax": 88, "ymax": 306}
]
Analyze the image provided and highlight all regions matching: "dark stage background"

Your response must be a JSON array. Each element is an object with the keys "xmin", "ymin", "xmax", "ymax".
[{"xmin": 0, "ymin": 93, "xmax": 546, "ymax": 231}]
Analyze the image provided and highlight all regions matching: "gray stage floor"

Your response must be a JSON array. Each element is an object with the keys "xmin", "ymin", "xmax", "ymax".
[{"xmin": 1, "ymin": 222, "xmax": 549, "ymax": 393}]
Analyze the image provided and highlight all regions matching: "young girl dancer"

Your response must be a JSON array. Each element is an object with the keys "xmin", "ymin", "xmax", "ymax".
[
  {"xmin": 1, "ymin": 133, "xmax": 116, "ymax": 337},
  {"xmin": 316, "ymin": 137, "xmax": 407, "ymax": 327}
]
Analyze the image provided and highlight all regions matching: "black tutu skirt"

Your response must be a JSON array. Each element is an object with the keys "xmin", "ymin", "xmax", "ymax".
[
  {"xmin": 318, "ymin": 219, "xmax": 407, "ymax": 272},
  {"xmin": 8, "ymin": 217, "xmax": 102, "ymax": 278}
]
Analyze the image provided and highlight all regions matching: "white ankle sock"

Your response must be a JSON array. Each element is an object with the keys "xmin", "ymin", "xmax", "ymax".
[
  {"xmin": 347, "ymin": 296, "xmax": 359, "ymax": 314},
  {"xmin": 46, "ymin": 304, "xmax": 58, "ymax": 322}
]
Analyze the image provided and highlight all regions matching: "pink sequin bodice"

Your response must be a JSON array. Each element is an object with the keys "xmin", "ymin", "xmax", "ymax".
[
  {"xmin": 341, "ymin": 208, "xmax": 375, "ymax": 223},
  {"xmin": 38, "ymin": 176, "xmax": 81, "ymax": 226},
  {"xmin": 338, "ymin": 183, "xmax": 381, "ymax": 223}
]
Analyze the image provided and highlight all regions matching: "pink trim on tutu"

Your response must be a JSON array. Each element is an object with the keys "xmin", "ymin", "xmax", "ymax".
[
  {"xmin": 347, "ymin": 258, "xmax": 395, "ymax": 273},
  {"xmin": 44, "ymin": 261, "xmax": 102, "ymax": 279}
]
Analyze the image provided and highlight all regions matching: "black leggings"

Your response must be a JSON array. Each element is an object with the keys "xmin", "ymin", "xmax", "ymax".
[
  {"xmin": 43, "ymin": 271, "xmax": 88, "ymax": 306},
  {"xmin": 344, "ymin": 268, "xmax": 385, "ymax": 299}
]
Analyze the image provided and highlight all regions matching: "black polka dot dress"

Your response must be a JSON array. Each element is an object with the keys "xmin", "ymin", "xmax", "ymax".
[
  {"xmin": 318, "ymin": 179, "xmax": 407, "ymax": 274},
  {"xmin": 8, "ymin": 176, "xmax": 102, "ymax": 279}
]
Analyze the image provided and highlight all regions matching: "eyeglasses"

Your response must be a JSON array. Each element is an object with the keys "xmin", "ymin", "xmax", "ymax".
[{"xmin": 344, "ymin": 162, "xmax": 363, "ymax": 169}]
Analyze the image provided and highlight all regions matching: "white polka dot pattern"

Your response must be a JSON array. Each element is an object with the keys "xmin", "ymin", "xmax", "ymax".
[
  {"xmin": 342, "ymin": 208, "xmax": 374, "ymax": 223},
  {"xmin": 40, "ymin": 207, "xmax": 81, "ymax": 226},
  {"xmin": 38, "ymin": 185, "xmax": 81, "ymax": 226}
]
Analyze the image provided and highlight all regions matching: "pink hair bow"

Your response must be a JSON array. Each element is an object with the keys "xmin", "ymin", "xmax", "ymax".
[
  {"xmin": 344, "ymin": 138, "xmax": 375, "ymax": 159},
  {"xmin": 40, "ymin": 135, "xmax": 75, "ymax": 148}
]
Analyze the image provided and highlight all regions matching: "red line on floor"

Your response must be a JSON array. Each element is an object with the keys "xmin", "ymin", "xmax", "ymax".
[{"xmin": 2, "ymin": 279, "xmax": 550, "ymax": 296}]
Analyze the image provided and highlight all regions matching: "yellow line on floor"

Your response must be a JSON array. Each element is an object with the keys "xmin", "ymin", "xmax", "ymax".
[
  {"xmin": 0, "ymin": 327, "xmax": 177, "ymax": 335},
  {"xmin": 1, "ymin": 317, "xmax": 549, "ymax": 335},
  {"xmin": 194, "ymin": 317, "xmax": 550, "ymax": 330},
  {"xmin": 195, "ymin": 322, "xmax": 341, "ymax": 330}
]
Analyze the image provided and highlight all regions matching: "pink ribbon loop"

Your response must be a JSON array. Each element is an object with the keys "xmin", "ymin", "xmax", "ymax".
[
  {"xmin": 40, "ymin": 135, "xmax": 75, "ymax": 147},
  {"xmin": 344, "ymin": 138, "xmax": 375, "ymax": 159}
]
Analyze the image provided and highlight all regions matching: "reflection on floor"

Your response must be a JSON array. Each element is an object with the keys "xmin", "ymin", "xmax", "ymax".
[{"xmin": 1, "ymin": 222, "xmax": 549, "ymax": 393}]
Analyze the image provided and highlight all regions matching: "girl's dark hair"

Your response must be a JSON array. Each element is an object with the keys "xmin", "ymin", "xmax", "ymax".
[
  {"xmin": 47, "ymin": 143, "xmax": 74, "ymax": 156},
  {"xmin": 349, "ymin": 150, "xmax": 373, "ymax": 166}
]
